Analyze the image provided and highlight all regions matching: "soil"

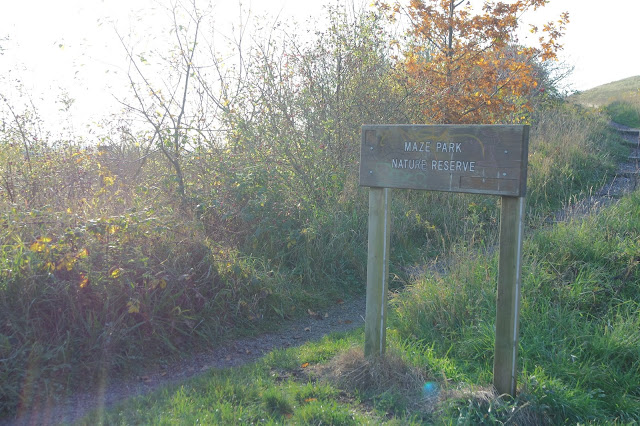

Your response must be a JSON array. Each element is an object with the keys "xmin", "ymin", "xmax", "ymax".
[{"xmin": 3, "ymin": 123, "xmax": 639, "ymax": 426}]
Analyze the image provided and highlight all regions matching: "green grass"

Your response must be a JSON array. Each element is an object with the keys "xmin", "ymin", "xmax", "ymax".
[
  {"xmin": 79, "ymin": 331, "xmax": 373, "ymax": 425},
  {"xmin": 570, "ymin": 75, "xmax": 640, "ymax": 108},
  {"xmin": 391, "ymin": 188, "xmax": 640, "ymax": 423},
  {"xmin": 606, "ymin": 101, "xmax": 640, "ymax": 128},
  {"xmin": 78, "ymin": 189, "xmax": 640, "ymax": 424},
  {"xmin": 569, "ymin": 75, "xmax": 640, "ymax": 128}
]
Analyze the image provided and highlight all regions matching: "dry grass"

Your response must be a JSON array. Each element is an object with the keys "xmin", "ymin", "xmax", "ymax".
[
  {"xmin": 438, "ymin": 384, "xmax": 551, "ymax": 425},
  {"xmin": 313, "ymin": 347, "xmax": 439, "ymax": 414},
  {"xmin": 313, "ymin": 347, "xmax": 550, "ymax": 424}
]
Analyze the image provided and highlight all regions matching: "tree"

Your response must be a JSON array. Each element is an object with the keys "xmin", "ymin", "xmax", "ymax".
[
  {"xmin": 117, "ymin": 1, "xmax": 213, "ymax": 206},
  {"xmin": 220, "ymin": 5, "xmax": 407, "ymax": 211},
  {"xmin": 380, "ymin": 0, "xmax": 569, "ymax": 124}
]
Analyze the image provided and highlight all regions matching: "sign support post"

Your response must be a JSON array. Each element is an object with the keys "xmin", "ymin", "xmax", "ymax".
[
  {"xmin": 493, "ymin": 195, "xmax": 526, "ymax": 396},
  {"xmin": 364, "ymin": 187, "xmax": 391, "ymax": 357}
]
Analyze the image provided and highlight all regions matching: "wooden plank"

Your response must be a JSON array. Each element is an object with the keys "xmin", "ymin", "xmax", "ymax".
[
  {"xmin": 364, "ymin": 187, "xmax": 391, "ymax": 357},
  {"xmin": 360, "ymin": 125, "xmax": 529, "ymax": 197},
  {"xmin": 493, "ymin": 196, "xmax": 526, "ymax": 396}
]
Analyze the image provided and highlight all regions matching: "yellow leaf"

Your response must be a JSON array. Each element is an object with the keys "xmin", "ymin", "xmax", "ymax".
[
  {"xmin": 30, "ymin": 241, "xmax": 46, "ymax": 252},
  {"xmin": 102, "ymin": 175, "xmax": 115, "ymax": 186},
  {"xmin": 79, "ymin": 274, "xmax": 89, "ymax": 288},
  {"xmin": 127, "ymin": 300, "xmax": 140, "ymax": 314},
  {"xmin": 111, "ymin": 268, "xmax": 122, "ymax": 278},
  {"xmin": 56, "ymin": 254, "xmax": 77, "ymax": 271},
  {"xmin": 76, "ymin": 248, "xmax": 89, "ymax": 258},
  {"xmin": 30, "ymin": 237, "xmax": 52, "ymax": 252},
  {"xmin": 304, "ymin": 398, "xmax": 317, "ymax": 402}
]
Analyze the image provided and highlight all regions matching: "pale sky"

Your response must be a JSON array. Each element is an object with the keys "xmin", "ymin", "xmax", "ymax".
[{"xmin": 1, "ymin": 0, "xmax": 639, "ymax": 138}]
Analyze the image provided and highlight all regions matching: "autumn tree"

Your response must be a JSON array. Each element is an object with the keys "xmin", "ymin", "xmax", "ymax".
[{"xmin": 381, "ymin": 0, "xmax": 569, "ymax": 124}]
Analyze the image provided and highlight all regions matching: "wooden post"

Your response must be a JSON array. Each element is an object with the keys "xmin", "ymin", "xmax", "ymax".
[
  {"xmin": 493, "ymin": 196, "xmax": 526, "ymax": 396},
  {"xmin": 364, "ymin": 187, "xmax": 391, "ymax": 357}
]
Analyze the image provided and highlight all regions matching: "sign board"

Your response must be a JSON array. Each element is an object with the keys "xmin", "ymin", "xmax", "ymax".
[
  {"xmin": 360, "ymin": 123, "xmax": 529, "ymax": 398},
  {"xmin": 360, "ymin": 125, "xmax": 529, "ymax": 197}
]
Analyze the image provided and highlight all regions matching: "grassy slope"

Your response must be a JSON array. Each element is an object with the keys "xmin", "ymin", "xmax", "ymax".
[
  {"xmin": 81, "ymin": 188, "xmax": 640, "ymax": 424},
  {"xmin": 569, "ymin": 75, "xmax": 640, "ymax": 108}
]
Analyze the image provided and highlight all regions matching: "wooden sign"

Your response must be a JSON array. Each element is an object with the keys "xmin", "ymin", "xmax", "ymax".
[
  {"xmin": 360, "ymin": 123, "xmax": 529, "ymax": 398},
  {"xmin": 360, "ymin": 125, "xmax": 529, "ymax": 197}
]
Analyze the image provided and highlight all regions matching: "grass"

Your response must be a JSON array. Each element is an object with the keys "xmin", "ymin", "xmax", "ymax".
[
  {"xmin": 76, "ymin": 186, "xmax": 640, "ymax": 424},
  {"xmin": 391, "ymin": 188, "xmax": 640, "ymax": 423},
  {"xmin": 570, "ymin": 75, "xmax": 640, "ymax": 108},
  {"xmin": 606, "ymin": 101, "xmax": 640, "ymax": 128},
  {"xmin": 569, "ymin": 75, "xmax": 640, "ymax": 128}
]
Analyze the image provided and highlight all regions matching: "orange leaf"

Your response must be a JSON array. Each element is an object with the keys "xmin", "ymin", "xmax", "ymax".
[{"xmin": 301, "ymin": 362, "xmax": 309, "ymax": 368}]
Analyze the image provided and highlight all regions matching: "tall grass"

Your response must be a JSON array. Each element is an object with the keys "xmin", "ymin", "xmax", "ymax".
[
  {"xmin": 391, "ymin": 189, "xmax": 640, "ymax": 423},
  {"xmin": 527, "ymin": 102, "xmax": 627, "ymax": 217},
  {"xmin": 606, "ymin": 100, "xmax": 640, "ymax": 128}
]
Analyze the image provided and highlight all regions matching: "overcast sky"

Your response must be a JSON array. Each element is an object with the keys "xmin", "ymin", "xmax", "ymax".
[{"xmin": 1, "ymin": 0, "xmax": 638, "ymax": 137}]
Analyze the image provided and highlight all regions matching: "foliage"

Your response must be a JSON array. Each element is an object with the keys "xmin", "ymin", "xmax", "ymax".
[{"xmin": 379, "ymin": 0, "xmax": 569, "ymax": 124}]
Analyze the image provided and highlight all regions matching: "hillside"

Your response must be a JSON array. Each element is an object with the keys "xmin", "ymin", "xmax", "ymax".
[{"xmin": 570, "ymin": 75, "xmax": 640, "ymax": 107}]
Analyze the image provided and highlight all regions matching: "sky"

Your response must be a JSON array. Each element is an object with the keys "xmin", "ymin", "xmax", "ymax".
[{"xmin": 1, "ymin": 0, "xmax": 639, "ymax": 138}]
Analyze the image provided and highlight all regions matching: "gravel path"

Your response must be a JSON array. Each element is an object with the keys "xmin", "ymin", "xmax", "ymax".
[{"xmin": 3, "ymin": 123, "xmax": 639, "ymax": 426}]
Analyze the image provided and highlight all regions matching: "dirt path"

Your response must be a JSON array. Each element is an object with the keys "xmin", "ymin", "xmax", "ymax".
[
  {"xmin": 4, "ymin": 124, "xmax": 639, "ymax": 426},
  {"xmin": 4, "ymin": 296, "xmax": 367, "ymax": 426}
]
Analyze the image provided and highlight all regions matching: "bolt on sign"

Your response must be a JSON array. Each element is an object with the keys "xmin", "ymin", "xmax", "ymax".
[
  {"xmin": 360, "ymin": 125, "xmax": 528, "ymax": 196},
  {"xmin": 360, "ymin": 124, "xmax": 529, "ymax": 398}
]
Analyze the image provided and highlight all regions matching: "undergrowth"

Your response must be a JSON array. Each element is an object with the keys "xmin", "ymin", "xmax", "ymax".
[{"xmin": 72, "ymin": 140, "xmax": 639, "ymax": 424}]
